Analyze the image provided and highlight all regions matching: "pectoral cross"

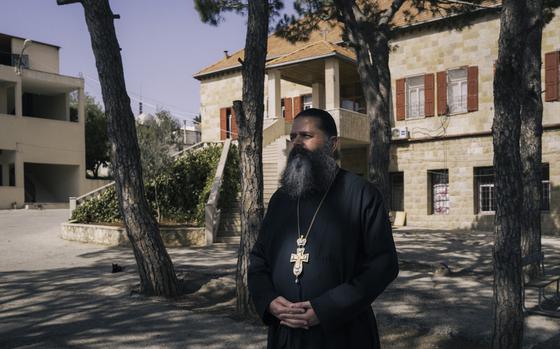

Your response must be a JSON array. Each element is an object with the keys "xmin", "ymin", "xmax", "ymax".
[{"xmin": 290, "ymin": 236, "xmax": 309, "ymax": 283}]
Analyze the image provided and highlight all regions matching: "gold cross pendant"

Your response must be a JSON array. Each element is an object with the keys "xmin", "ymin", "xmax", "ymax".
[{"xmin": 290, "ymin": 246, "xmax": 309, "ymax": 283}]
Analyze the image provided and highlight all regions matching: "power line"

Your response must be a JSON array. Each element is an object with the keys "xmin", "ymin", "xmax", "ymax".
[{"xmin": 81, "ymin": 73, "xmax": 201, "ymax": 124}]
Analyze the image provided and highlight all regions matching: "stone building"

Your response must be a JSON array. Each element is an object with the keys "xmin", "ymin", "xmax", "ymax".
[
  {"xmin": 0, "ymin": 33, "xmax": 106, "ymax": 209},
  {"xmin": 194, "ymin": 3, "xmax": 560, "ymax": 233}
]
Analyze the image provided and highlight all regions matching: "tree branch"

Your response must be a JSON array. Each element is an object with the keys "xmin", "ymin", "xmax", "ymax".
[
  {"xmin": 379, "ymin": 0, "xmax": 407, "ymax": 26},
  {"xmin": 439, "ymin": 0, "xmax": 499, "ymax": 9},
  {"xmin": 57, "ymin": 0, "xmax": 82, "ymax": 5}
]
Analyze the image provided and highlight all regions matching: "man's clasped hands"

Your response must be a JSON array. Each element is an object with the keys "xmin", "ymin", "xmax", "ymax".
[{"xmin": 269, "ymin": 296, "xmax": 320, "ymax": 329}]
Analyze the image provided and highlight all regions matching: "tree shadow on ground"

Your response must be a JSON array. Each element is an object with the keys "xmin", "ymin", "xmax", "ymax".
[
  {"xmin": 2, "ymin": 230, "xmax": 560, "ymax": 349},
  {"xmin": 0, "ymin": 242, "xmax": 265, "ymax": 349},
  {"xmin": 375, "ymin": 228, "xmax": 560, "ymax": 348}
]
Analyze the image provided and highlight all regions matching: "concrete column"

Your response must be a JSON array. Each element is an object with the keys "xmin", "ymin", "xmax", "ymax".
[
  {"xmin": 325, "ymin": 58, "xmax": 340, "ymax": 110},
  {"xmin": 312, "ymin": 82, "xmax": 325, "ymax": 109},
  {"xmin": 15, "ymin": 79, "xmax": 22, "ymax": 117},
  {"xmin": 77, "ymin": 87, "xmax": 85, "ymax": 123},
  {"xmin": 15, "ymin": 144, "xmax": 23, "ymax": 189},
  {"xmin": 267, "ymin": 70, "xmax": 282, "ymax": 119}
]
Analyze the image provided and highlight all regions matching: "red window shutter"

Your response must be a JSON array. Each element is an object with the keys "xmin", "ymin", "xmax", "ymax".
[
  {"xmin": 424, "ymin": 74, "xmax": 435, "ymax": 117},
  {"xmin": 545, "ymin": 51, "xmax": 559, "ymax": 102},
  {"xmin": 284, "ymin": 97, "xmax": 293, "ymax": 122},
  {"xmin": 467, "ymin": 66, "xmax": 478, "ymax": 112},
  {"xmin": 219, "ymin": 107, "xmax": 227, "ymax": 140},
  {"xmin": 293, "ymin": 95, "xmax": 303, "ymax": 116},
  {"xmin": 230, "ymin": 107, "xmax": 238, "ymax": 140},
  {"xmin": 396, "ymin": 78, "xmax": 406, "ymax": 121},
  {"xmin": 437, "ymin": 71, "xmax": 447, "ymax": 115}
]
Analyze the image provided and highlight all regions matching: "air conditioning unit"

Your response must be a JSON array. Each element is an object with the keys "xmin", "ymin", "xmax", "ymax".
[{"xmin": 391, "ymin": 127, "xmax": 409, "ymax": 140}]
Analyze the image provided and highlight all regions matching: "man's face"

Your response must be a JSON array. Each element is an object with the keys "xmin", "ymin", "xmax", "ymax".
[
  {"xmin": 289, "ymin": 117, "xmax": 335, "ymax": 154},
  {"xmin": 281, "ymin": 116, "xmax": 338, "ymax": 198}
]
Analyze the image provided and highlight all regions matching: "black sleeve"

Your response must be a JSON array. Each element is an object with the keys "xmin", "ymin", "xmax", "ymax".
[
  {"xmin": 248, "ymin": 193, "xmax": 280, "ymax": 325},
  {"xmin": 310, "ymin": 184, "xmax": 399, "ymax": 331}
]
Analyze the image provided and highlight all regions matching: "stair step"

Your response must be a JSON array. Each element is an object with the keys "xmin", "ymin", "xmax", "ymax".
[
  {"xmin": 220, "ymin": 230, "xmax": 241, "ymax": 236},
  {"xmin": 215, "ymin": 236, "xmax": 241, "ymax": 244}
]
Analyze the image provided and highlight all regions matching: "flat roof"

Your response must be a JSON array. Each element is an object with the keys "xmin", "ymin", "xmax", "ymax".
[{"xmin": 0, "ymin": 33, "xmax": 60, "ymax": 49}]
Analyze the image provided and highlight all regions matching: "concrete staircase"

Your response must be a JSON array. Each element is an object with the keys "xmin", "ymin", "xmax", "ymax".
[
  {"xmin": 263, "ymin": 136, "xmax": 288, "ymax": 206},
  {"xmin": 215, "ymin": 197, "xmax": 241, "ymax": 243},
  {"xmin": 214, "ymin": 130, "xmax": 289, "ymax": 243}
]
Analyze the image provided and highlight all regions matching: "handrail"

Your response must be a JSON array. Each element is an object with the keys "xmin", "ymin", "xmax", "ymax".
[
  {"xmin": 263, "ymin": 117, "xmax": 288, "ymax": 148},
  {"xmin": 204, "ymin": 138, "xmax": 232, "ymax": 245},
  {"xmin": 171, "ymin": 140, "xmax": 216, "ymax": 158}
]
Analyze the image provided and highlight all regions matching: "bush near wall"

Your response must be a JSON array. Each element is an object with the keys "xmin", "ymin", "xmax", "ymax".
[{"xmin": 71, "ymin": 144, "xmax": 240, "ymax": 226}]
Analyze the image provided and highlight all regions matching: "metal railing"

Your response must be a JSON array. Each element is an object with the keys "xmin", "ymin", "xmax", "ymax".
[
  {"xmin": 0, "ymin": 51, "xmax": 29, "ymax": 68},
  {"xmin": 448, "ymin": 96, "xmax": 467, "ymax": 114},
  {"xmin": 69, "ymin": 141, "xmax": 213, "ymax": 217},
  {"xmin": 407, "ymin": 104, "xmax": 425, "ymax": 119}
]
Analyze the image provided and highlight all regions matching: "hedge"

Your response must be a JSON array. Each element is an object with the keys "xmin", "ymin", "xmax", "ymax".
[{"xmin": 71, "ymin": 144, "xmax": 240, "ymax": 226}]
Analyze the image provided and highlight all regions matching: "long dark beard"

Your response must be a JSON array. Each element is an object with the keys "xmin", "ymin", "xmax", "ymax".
[{"xmin": 280, "ymin": 142, "xmax": 338, "ymax": 199}]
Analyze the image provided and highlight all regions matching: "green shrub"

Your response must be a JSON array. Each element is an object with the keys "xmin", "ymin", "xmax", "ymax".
[
  {"xmin": 71, "ymin": 186, "xmax": 120, "ymax": 224},
  {"xmin": 71, "ymin": 143, "xmax": 240, "ymax": 226}
]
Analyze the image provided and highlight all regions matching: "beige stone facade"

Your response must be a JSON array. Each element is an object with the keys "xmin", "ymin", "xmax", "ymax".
[
  {"xmin": 195, "ymin": 8, "xmax": 560, "ymax": 233},
  {"xmin": 0, "ymin": 33, "xmax": 104, "ymax": 209}
]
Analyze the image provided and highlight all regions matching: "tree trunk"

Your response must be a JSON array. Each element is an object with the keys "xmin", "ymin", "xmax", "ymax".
[
  {"xmin": 491, "ymin": 1, "xmax": 526, "ymax": 347},
  {"xmin": 66, "ymin": 0, "xmax": 179, "ymax": 297},
  {"xmin": 336, "ymin": 0, "xmax": 397, "ymax": 209},
  {"xmin": 520, "ymin": 0, "xmax": 544, "ymax": 281},
  {"xmin": 234, "ymin": 0, "xmax": 268, "ymax": 318}
]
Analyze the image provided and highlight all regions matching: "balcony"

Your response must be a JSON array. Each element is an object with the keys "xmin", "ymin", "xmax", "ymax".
[
  {"xmin": 0, "ymin": 51, "xmax": 29, "ymax": 69},
  {"xmin": 328, "ymin": 108, "xmax": 369, "ymax": 144}
]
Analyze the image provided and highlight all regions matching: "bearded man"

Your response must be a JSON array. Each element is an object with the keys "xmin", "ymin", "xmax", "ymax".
[{"xmin": 248, "ymin": 108, "xmax": 399, "ymax": 349}]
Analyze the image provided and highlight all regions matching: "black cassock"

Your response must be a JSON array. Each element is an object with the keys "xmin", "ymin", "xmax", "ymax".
[{"xmin": 249, "ymin": 169, "xmax": 399, "ymax": 349}]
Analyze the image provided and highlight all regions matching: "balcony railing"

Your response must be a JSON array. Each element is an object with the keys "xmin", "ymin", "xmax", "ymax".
[
  {"xmin": 448, "ymin": 95, "xmax": 467, "ymax": 114},
  {"xmin": 0, "ymin": 51, "xmax": 29, "ymax": 69},
  {"xmin": 407, "ymin": 104, "xmax": 425, "ymax": 119}
]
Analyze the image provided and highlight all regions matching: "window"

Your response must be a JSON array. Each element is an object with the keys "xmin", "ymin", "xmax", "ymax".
[
  {"xmin": 447, "ymin": 68, "xmax": 468, "ymax": 113},
  {"xmin": 429, "ymin": 170, "xmax": 449, "ymax": 215},
  {"xmin": 341, "ymin": 97, "xmax": 365, "ymax": 113},
  {"xmin": 302, "ymin": 95, "xmax": 313, "ymax": 110},
  {"xmin": 406, "ymin": 76, "xmax": 424, "ymax": 119},
  {"xmin": 390, "ymin": 172, "xmax": 404, "ymax": 211},
  {"xmin": 475, "ymin": 167, "xmax": 495, "ymax": 213},
  {"xmin": 225, "ymin": 109, "xmax": 232, "ymax": 139},
  {"xmin": 542, "ymin": 163, "xmax": 550, "ymax": 211},
  {"xmin": 281, "ymin": 99, "xmax": 286, "ymax": 118}
]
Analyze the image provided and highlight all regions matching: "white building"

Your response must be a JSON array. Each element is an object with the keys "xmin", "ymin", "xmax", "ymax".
[{"xmin": 0, "ymin": 33, "xmax": 105, "ymax": 208}]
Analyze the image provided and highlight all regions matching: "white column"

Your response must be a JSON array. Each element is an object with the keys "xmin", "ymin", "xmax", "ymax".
[
  {"xmin": 267, "ymin": 70, "xmax": 282, "ymax": 119},
  {"xmin": 312, "ymin": 82, "xmax": 325, "ymax": 109},
  {"xmin": 15, "ymin": 144, "xmax": 23, "ymax": 189},
  {"xmin": 325, "ymin": 58, "xmax": 340, "ymax": 110},
  {"xmin": 77, "ymin": 87, "xmax": 85, "ymax": 123},
  {"xmin": 15, "ymin": 79, "xmax": 22, "ymax": 117}
]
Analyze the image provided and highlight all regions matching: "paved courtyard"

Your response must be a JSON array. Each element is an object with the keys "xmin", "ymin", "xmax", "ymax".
[{"xmin": 0, "ymin": 209, "xmax": 559, "ymax": 348}]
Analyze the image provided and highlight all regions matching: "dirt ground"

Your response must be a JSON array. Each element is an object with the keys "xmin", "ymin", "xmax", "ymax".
[{"xmin": 1, "ymin": 209, "xmax": 559, "ymax": 348}]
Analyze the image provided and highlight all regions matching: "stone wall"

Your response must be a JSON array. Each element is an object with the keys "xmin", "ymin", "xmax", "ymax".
[
  {"xmin": 60, "ymin": 223, "xmax": 207, "ymax": 247},
  {"xmin": 390, "ymin": 129, "xmax": 560, "ymax": 234}
]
